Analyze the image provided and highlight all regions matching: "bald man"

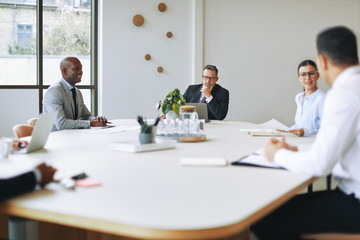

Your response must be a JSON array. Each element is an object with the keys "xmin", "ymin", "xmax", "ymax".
[{"xmin": 43, "ymin": 57, "xmax": 107, "ymax": 130}]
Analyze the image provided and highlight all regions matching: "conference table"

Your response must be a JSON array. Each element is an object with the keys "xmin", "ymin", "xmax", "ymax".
[{"xmin": 0, "ymin": 119, "xmax": 315, "ymax": 239}]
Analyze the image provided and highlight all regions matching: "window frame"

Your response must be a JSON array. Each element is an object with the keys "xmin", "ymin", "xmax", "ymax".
[{"xmin": 0, "ymin": 0, "xmax": 98, "ymax": 115}]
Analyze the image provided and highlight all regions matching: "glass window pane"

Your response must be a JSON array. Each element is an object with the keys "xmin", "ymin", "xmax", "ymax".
[
  {"xmin": 81, "ymin": 89, "xmax": 92, "ymax": 111},
  {"xmin": 43, "ymin": 0, "xmax": 91, "ymax": 86},
  {"xmin": 0, "ymin": 3, "xmax": 36, "ymax": 85}
]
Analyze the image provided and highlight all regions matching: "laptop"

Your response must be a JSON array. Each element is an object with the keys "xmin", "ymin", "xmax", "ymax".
[
  {"xmin": 185, "ymin": 103, "xmax": 209, "ymax": 122},
  {"xmin": 17, "ymin": 111, "xmax": 57, "ymax": 153}
]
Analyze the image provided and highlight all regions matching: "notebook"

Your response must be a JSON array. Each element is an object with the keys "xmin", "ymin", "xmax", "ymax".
[
  {"xmin": 185, "ymin": 103, "xmax": 209, "ymax": 122},
  {"xmin": 17, "ymin": 112, "xmax": 57, "ymax": 153}
]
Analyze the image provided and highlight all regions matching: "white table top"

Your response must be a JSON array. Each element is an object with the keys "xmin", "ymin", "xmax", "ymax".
[{"xmin": 0, "ymin": 120, "xmax": 315, "ymax": 239}]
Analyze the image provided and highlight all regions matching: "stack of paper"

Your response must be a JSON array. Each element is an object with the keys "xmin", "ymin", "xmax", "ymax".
[{"xmin": 110, "ymin": 140, "xmax": 176, "ymax": 153}]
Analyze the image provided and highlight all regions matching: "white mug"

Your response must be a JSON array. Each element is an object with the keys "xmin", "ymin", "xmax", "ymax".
[{"xmin": 0, "ymin": 138, "xmax": 12, "ymax": 160}]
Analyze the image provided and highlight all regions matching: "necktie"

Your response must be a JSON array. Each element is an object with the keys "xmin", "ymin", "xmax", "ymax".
[
  {"xmin": 200, "ymin": 97, "xmax": 206, "ymax": 103},
  {"xmin": 71, "ymin": 88, "xmax": 78, "ymax": 120}
]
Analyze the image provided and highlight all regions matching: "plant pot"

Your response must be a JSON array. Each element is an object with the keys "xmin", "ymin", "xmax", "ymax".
[
  {"xmin": 139, "ymin": 133, "xmax": 155, "ymax": 144},
  {"xmin": 166, "ymin": 110, "xmax": 178, "ymax": 120}
]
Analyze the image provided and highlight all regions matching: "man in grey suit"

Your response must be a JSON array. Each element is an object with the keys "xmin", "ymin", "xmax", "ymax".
[{"xmin": 43, "ymin": 57, "xmax": 107, "ymax": 130}]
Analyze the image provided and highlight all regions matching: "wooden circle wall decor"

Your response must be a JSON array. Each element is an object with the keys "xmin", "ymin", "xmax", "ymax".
[
  {"xmin": 166, "ymin": 32, "xmax": 173, "ymax": 38},
  {"xmin": 158, "ymin": 3, "xmax": 167, "ymax": 12},
  {"xmin": 157, "ymin": 66, "xmax": 164, "ymax": 73},
  {"xmin": 145, "ymin": 54, "xmax": 151, "ymax": 61},
  {"xmin": 133, "ymin": 14, "xmax": 144, "ymax": 27}
]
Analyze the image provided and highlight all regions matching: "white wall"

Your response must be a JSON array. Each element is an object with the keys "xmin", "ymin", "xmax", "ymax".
[
  {"xmin": 0, "ymin": 90, "xmax": 39, "ymax": 137},
  {"xmin": 101, "ymin": 0, "xmax": 194, "ymax": 119},
  {"xmin": 203, "ymin": 0, "xmax": 360, "ymax": 125},
  {"xmin": 101, "ymin": 0, "xmax": 360, "ymax": 126}
]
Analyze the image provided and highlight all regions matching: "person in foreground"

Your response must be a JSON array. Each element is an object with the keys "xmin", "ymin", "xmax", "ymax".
[
  {"xmin": 43, "ymin": 57, "xmax": 107, "ymax": 130},
  {"xmin": 0, "ymin": 139, "xmax": 56, "ymax": 201},
  {"xmin": 183, "ymin": 65, "xmax": 229, "ymax": 120},
  {"xmin": 278, "ymin": 60, "xmax": 325, "ymax": 137},
  {"xmin": 251, "ymin": 26, "xmax": 360, "ymax": 239}
]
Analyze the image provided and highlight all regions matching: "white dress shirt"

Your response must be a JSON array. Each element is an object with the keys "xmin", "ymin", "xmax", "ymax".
[
  {"xmin": 200, "ymin": 93, "xmax": 213, "ymax": 103},
  {"xmin": 275, "ymin": 66, "xmax": 360, "ymax": 199},
  {"xmin": 290, "ymin": 89, "xmax": 325, "ymax": 137}
]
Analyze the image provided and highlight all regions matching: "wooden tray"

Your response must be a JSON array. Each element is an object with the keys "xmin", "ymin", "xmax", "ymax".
[{"xmin": 157, "ymin": 133, "xmax": 206, "ymax": 142}]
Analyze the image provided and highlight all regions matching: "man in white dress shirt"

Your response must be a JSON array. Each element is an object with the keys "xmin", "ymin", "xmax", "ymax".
[{"xmin": 252, "ymin": 26, "xmax": 360, "ymax": 239}]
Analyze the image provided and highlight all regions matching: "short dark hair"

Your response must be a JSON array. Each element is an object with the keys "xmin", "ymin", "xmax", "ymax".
[
  {"xmin": 203, "ymin": 65, "xmax": 218, "ymax": 76},
  {"xmin": 297, "ymin": 59, "xmax": 318, "ymax": 74},
  {"xmin": 316, "ymin": 26, "xmax": 359, "ymax": 66}
]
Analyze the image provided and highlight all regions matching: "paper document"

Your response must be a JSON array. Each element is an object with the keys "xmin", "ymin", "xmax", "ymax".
[
  {"xmin": 95, "ymin": 126, "xmax": 140, "ymax": 134},
  {"xmin": 261, "ymin": 119, "xmax": 290, "ymax": 131},
  {"xmin": 248, "ymin": 130, "xmax": 283, "ymax": 136},
  {"xmin": 240, "ymin": 119, "xmax": 290, "ymax": 136}
]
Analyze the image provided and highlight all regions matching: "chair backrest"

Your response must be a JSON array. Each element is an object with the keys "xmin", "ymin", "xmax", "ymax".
[
  {"xmin": 27, "ymin": 118, "xmax": 38, "ymax": 127},
  {"xmin": 12, "ymin": 124, "xmax": 34, "ymax": 138}
]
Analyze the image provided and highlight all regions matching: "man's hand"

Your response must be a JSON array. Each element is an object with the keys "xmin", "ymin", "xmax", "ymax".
[
  {"xmin": 200, "ymin": 85, "xmax": 214, "ymax": 98},
  {"xmin": 90, "ymin": 116, "xmax": 108, "ymax": 127},
  {"xmin": 12, "ymin": 140, "xmax": 28, "ymax": 151},
  {"xmin": 265, "ymin": 137, "xmax": 298, "ymax": 162},
  {"xmin": 36, "ymin": 163, "xmax": 57, "ymax": 188}
]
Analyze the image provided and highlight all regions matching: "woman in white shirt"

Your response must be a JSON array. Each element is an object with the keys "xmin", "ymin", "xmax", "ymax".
[{"xmin": 286, "ymin": 60, "xmax": 325, "ymax": 137}]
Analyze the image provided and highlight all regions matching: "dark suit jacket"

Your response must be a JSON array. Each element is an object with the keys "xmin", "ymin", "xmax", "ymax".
[
  {"xmin": 0, "ymin": 171, "xmax": 36, "ymax": 201},
  {"xmin": 183, "ymin": 84, "xmax": 229, "ymax": 120}
]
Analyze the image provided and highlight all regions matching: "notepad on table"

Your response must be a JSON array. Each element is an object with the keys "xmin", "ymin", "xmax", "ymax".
[
  {"xmin": 110, "ymin": 140, "xmax": 176, "ymax": 153},
  {"xmin": 180, "ymin": 157, "xmax": 228, "ymax": 167},
  {"xmin": 248, "ymin": 130, "xmax": 283, "ymax": 137}
]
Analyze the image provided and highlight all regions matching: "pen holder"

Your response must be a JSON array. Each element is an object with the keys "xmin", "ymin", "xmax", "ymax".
[{"xmin": 139, "ymin": 127, "xmax": 156, "ymax": 144}]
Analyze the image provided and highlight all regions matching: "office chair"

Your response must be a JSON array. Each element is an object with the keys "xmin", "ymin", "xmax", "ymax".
[
  {"xmin": 12, "ymin": 124, "xmax": 34, "ymax": 138},
  {"xmin": 302, "ymin": 177, "xmax": 360, "ymax": 240},
  {"xmin": 27, "ymin": 118, "xmax": 38, "ymax": 127},
  {"xmin": 307, "ymin": 175, "xmax": 332, "ymax": 194}
]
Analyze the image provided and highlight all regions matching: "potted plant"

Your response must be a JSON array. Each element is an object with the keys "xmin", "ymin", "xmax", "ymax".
[{"xmin": 157, "ymin": 88, "xmax": 186, "ymax": 119}]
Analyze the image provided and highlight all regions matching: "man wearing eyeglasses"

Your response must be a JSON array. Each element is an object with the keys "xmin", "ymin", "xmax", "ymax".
[{"xmin": 183, "ymin": 65, "xmax": 229, "ymax": 120}]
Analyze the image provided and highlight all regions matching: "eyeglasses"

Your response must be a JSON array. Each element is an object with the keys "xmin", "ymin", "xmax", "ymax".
[
  {"xmin": 299, "ymin": 71, "xmax": 318, "ymax": 79},
  {"xmin": 202, "ymin": 75, "xmax": 217, "ymax": 81}
]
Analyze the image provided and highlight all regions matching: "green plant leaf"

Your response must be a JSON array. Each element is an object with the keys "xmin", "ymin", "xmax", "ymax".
[
  {"xmin": 180, "ymin": 95, "xmax": 186, "ymax": 103},
  {"xmin": 173, "ymin": 103, "xmax": 180, "ymax": 114},
  {"xmin": 156, "ymin": 100, "xmax": 162, "ymax": 110},
  {"xmin": 163, "ymin": 103, "xmax": 171, "ymax": 114}
]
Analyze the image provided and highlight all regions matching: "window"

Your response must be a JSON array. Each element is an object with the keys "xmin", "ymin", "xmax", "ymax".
[
  {"xmin": 73, "ymin": 0, "xmax": 90, "ymax": 8},
  {"xmin": 0, "ymin": 0, "xmax": 97, "ymax": 115},
  {"xmin": 17, "ymin": 24, "xmax": 34, "ymax": 47}
]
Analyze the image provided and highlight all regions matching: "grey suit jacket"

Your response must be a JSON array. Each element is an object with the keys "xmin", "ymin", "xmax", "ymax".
[{"xmin": 43, "ymin": 80, "xmax": 94, "ymax": 130}]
